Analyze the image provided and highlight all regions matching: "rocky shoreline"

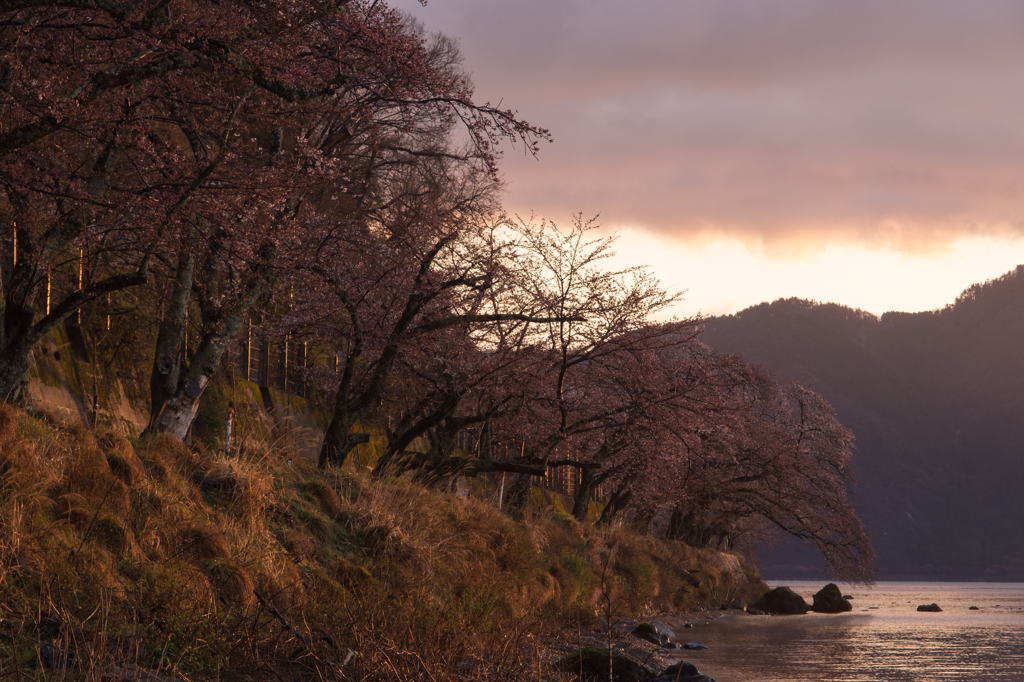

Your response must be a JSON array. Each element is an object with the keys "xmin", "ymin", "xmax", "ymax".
[
  {"xmin": 539, "ymin": 584, "xmax": 861, "ymax": 681},
  {"xmin": 541, "ymin": 610, "xmax": 732, "ymax": 681}
]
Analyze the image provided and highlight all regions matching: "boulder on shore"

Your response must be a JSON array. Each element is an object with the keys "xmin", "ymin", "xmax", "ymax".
[
  {"xmin": 811, "ymin": 583, "xmax": 853, "ymax": 613},
  {"xmin": 754, "ymin": 586, "xmax": 809, "ymax": 614},
  {"xmin": 655, "ymin": 660, "xmax": 717, "ymax": 682},
  {"xmin": 631, "ymin": 620, "xmax": 675, "ymax": 647},
  {"xmin": 554, "ymin": 647, "xmax": 649, "ymax": 682},
  {"xmin": 917, "ymin": 603, "xmax": 942, "ymax": 612},
  {"xmin": 555, "ymin": 647, "xmax": 719, "ymax": 682}
]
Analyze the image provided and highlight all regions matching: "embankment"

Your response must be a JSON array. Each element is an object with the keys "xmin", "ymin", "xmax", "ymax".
[{"xmin": 0, "ymin": 405, "xmax": 764, "ymax": 681}]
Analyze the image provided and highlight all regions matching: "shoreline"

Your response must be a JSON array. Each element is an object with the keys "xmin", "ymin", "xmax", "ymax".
[{"xmin": 540, "ymin": 608, "xmax": 738, "ymax": 676}]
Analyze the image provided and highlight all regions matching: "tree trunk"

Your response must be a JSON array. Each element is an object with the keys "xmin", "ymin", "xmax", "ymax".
[
  {"xmin": 149, "ymin": 302, "xmax": 254, "ymax": 438},
  {"xmin": 148, "ymin": 243, "xmax": 275, "ymax": 440},
  {"xmin": 0, "ymin": 340, "xmax": 35, "ymax": 405},
  {"xmin": 149, "ymin": 375, "xmax": 207, "ymax": 440},
  {"xmin": 571, "ymin": 466, "xmax": 593, "ymax": 521},
  {"xmin": 318, "ymin": 412, "xmax": 370, "ymax": 468},
  {"xmin": 665, "ymin": 508, "xmax": 691, "ymax": 542},
  {"xmin": 372, "ymin": 393, "xmax": 462, "ymax": 477},
  {"xmin": 630, "ymin": 507, "xmax": 655, "ymax": 535},
  {"xmin": 1, "ymin": 268, "xmax": 146, "ymax": 406},
  {"xmin": 149, "ymin": 321, "xmax": 230, "ymax": 437},
  {"xmin": 598, "ymin": 487, "xmax": 631, "ymax": 525},
  {"xmin": 504, "ymin": 473, "xmax": 533, "ymax": 512},
  {"xmin": 149, "ymin": 236, "xmax": 195, "ymax": 423}
]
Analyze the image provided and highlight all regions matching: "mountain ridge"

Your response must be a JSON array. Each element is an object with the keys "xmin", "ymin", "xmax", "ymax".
[{"xmin": 700, "ymin": 265, "xmax": 1024, "ymax": 580}]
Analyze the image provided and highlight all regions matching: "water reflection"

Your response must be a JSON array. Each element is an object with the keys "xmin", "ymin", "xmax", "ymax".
[{"xmin": 678, "ymin": 582, "xmax": 1024, "ymax": 682}]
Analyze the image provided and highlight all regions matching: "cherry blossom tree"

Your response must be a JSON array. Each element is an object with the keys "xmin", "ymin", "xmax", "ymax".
[
  {"xmin": 142, "ymin": 4, "xmax": 551, "ymax": 438},
  {"xmin": 597, "ymin": 350, "xmax": 876, "ymax": 583},
  {"xmin": 302, "ymin": 204, "xmax": 584, "ymax": 469},
  {"xmin": 0, "ymin": 0, "xmax": 549, "ymax": 426},
  {"xmin": 478, "ymin": 214, "xmax": 692, "ymax": 510}
]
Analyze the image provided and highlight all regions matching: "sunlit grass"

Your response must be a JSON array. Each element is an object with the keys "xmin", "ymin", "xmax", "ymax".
[{"xmin": 0, "ymin": 404, "xmax": 764, "ymax": 681}]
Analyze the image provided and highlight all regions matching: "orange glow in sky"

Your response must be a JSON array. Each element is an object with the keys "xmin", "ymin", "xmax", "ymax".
[
  {"xmin": 394, "ymin": 0, "xmax": 1024, "ymax": 317},
  {"xmin": 601, "ymin": 229, "xmax": 1024, "ymax": 319}
]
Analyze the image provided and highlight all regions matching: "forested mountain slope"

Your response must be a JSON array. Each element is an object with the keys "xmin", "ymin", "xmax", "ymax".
[{"xmin": 701, "ymin": 265, "xmax": 1024, "ymax": 580}]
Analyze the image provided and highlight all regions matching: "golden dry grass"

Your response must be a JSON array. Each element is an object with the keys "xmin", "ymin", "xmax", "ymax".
[{"xmin": 0, "ymin": 404, "xmax": 764, "ymax": 681}]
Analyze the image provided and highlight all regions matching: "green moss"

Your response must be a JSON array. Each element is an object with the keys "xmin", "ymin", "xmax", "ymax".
[
  {"xmin": 295, "ymin": 504, "xmax": 334, "ymax": 543},
  {"xmin": 192, "ymin": 383, "xmax": 230, "ymax": 448},
  {"xmin": 614, "ymin": 553, "xmax": 657, "ymax": 608},
  {"xmin": 554, "ymin": 551, "xmax": 594, "ymax": 605},
  {"xmin": 17, "ymin": 412, "xmax": 53, "ymax": 441},
  {"xmin": 529, "ymin": 486, "xmax": 571, "ymax": 514}
]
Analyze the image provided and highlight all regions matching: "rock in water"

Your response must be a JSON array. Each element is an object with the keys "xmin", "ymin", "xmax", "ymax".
[
  {"xmin": 683, "ymin": 641, "xmax": 709, "ymax": 650},
  {"xmin": 811, "ymin": 583, "xmax": 853, "ymax": 613},
  {"xmin": 917, "ymin": 603, "xmax": 943, "ymax": 612},
  {"xmin": 754, "ymin": 586, "xmax": 809, "ymax": 614}
]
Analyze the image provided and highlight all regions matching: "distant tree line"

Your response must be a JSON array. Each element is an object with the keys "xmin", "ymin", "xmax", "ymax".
[{"xmin": 0, "ymin": 0, "xmax": 873, "ymax": 580}]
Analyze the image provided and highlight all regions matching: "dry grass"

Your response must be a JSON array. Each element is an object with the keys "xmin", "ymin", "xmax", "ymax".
[{"xmin": 0, "ymin": 404, "xmax": 764, "ymax": 681}]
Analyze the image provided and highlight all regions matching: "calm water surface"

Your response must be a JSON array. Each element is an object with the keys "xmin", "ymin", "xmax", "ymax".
[{"xmin": 676, "ymin": 582, "xmax": 1024, "ymax": 682}]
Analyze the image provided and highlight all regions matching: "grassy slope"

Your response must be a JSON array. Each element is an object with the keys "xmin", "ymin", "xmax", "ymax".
[{"xmin": 0, "ymin": 406, "xmax": 765, "ymax": 681}]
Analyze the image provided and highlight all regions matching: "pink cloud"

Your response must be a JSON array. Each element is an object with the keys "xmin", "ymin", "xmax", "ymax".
[{"xmin": 392, "ymin": 0, "xmax": 1024, "ymax": 249}]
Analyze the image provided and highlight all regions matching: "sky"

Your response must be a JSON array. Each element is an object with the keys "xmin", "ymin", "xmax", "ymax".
[{"xmin": 392, "ymin": 0, "xmax": 1024, "ymax": 318}]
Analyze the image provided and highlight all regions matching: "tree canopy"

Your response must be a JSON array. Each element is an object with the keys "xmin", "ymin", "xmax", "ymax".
[{"xmin": 0, "ymin": 0, "xmax": 873, "ymax": 581}]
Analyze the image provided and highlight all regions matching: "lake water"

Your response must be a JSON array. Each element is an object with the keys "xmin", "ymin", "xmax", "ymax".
[{"xmin": 675, "ymin": 581, "xmax": 1024, "ymax": 682}]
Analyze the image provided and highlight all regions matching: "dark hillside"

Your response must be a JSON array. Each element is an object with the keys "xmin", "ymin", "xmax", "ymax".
[{"xmin": 701, "ymin": 266, "xmax": 1024, "ymax": 580}]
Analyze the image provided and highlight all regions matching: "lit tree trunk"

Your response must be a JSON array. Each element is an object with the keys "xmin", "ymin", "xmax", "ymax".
[
  {"xmin": 148, "ymin": 318, "xmax": 246, "ymax": 438},
  {"xmin": 148, "ymin": 243, "xmax": 275, "ymax": 439}
]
